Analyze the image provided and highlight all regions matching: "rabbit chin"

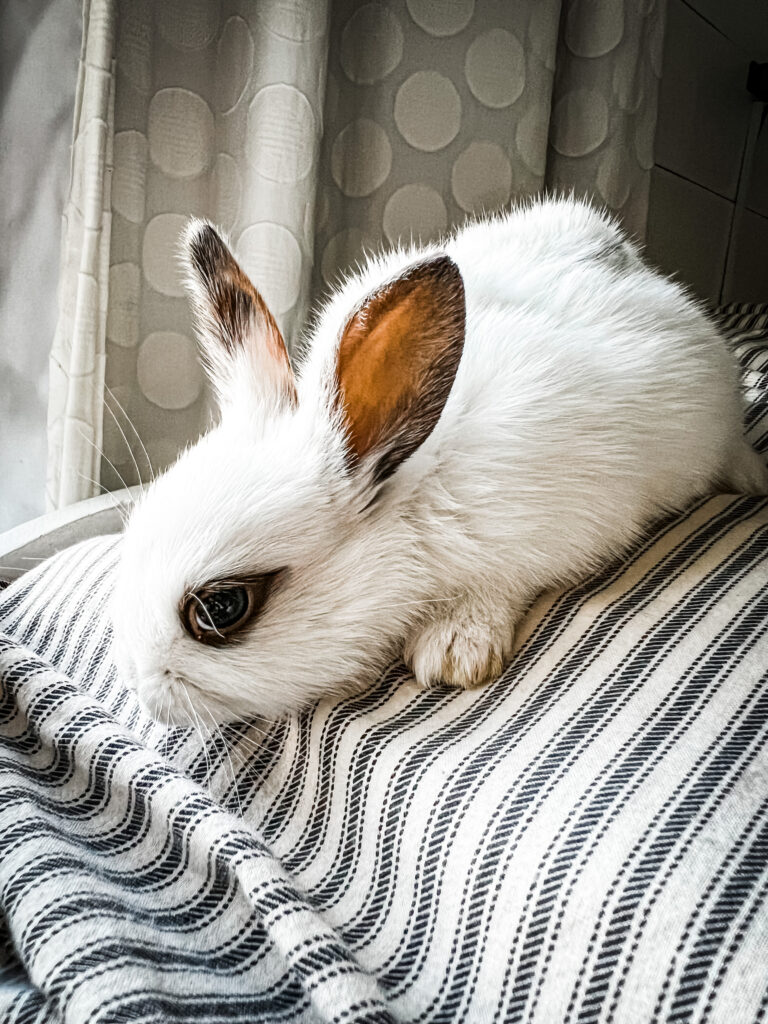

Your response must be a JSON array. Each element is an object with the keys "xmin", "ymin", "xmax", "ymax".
[
  {"xmin": 134, "ymin": 672, "xmax": 257, "ymax": 729},
  {"xmin": 115, "ymin": 640, "xmax": 393, "ymax": 728},
  {"xmin": 111, "ymin": 638, "xmax": 295, "ymax": 727}
]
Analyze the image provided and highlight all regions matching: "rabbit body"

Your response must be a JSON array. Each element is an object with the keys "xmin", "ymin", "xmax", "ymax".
[{"xmin": 111, "ymin": 198, "xmax": 767, "ymax": 724}]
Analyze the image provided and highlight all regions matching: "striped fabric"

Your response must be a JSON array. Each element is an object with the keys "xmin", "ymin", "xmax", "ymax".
[{"xmin": 1, "ymin": 305, "xmax": 767, "ymax": 1024}]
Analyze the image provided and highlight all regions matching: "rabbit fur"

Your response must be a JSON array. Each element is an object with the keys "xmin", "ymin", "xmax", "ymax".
[{"xmin": 111, "ymin": 197, "xmax": 768, "ymax": 725}]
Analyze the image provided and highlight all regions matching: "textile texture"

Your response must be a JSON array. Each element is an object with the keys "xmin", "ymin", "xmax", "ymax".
[
  {"xmin": 45, "ymin": 0, "xmax": 667, "ymax": 505},
  {"xmin": 3, "ymin": 304, "xmax": 767, "ymax": 1022}
]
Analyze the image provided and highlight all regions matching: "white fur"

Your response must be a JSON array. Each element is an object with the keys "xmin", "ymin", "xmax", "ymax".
[{"xmin": 111, "ymin": 198, "xmax": 768, "ymax": 725}]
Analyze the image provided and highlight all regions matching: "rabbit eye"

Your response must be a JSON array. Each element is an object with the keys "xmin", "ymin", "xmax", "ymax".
[{"xmin": 181, "ymin": 574, "xmax": 280, "ymax": 644}]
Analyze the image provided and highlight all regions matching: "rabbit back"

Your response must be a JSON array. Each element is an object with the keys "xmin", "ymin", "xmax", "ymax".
[{"xmin": 383, "ymin": 200, "xmax": 756, "ymax": 600}]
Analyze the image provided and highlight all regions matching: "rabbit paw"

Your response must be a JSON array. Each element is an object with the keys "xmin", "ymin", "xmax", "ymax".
[{"xmin": 404, "ymin": 612, "xmax": 514, "ymax": 690}]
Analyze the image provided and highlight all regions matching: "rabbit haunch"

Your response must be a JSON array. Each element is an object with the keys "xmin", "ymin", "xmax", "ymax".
[{"xmin": 110, "ymin": 198, "xmax": 768, "ymax": 725}]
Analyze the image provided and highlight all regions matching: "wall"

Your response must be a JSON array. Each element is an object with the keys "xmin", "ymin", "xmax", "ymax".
[{"xmin": 645, "ymin": 0, "xmax": 768, "ymax": 305}]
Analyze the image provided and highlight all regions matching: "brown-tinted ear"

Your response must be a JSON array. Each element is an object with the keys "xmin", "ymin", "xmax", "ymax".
[
  {"xmin": 334, "ymin": 255, "xmax": 465, "ymax": 484},
  {"xmin": 182, "ymin": 220, "xmax": 297, "ymax": 411}
]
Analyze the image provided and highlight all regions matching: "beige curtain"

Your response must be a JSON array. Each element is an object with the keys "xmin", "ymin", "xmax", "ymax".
[{"xmin": 48, "ymin": 0, "xmax": 666, "ymax": 504}]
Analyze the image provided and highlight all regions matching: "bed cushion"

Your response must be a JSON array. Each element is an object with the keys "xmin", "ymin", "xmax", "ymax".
[{"xmin": 1, "ymin": 305, "xmax": 767, "ymax": 1024}]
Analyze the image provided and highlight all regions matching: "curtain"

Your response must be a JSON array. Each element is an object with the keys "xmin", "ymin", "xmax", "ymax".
[
  {"xmin": 47, "ymin": 0, "xmax": 667, "ymax": 504},
  {"xmin": 46, "ymin": 0, "xmax": 115, "ymax": 510},
  {"xmin": 0, "ymin": 0, "xmax": 82, "ymax": 531}
]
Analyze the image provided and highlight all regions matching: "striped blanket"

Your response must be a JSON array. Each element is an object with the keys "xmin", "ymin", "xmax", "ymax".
[{"xmin": 1, "ymin": 306, "xmax": 767, "ymax": 1024}]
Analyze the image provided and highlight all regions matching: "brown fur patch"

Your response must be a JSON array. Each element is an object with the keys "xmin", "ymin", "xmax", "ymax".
[{"xmin": 335, "ymin": 255, "xmax": 465, "ymax": 482}]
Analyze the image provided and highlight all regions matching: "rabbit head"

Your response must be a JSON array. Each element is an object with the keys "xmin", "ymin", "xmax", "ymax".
[{"xmin": 111, "ymin": 221, "xmax": 465, "ymax": 726}]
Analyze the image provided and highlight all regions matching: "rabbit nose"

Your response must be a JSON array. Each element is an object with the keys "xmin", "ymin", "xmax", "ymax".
[
  {"xmin": 135, "ymin": 668, "xmax": 195, "ymax": 727},
  {"xmin": 135, "ymin": 668, "xmax": 172, "ymax": 715}
]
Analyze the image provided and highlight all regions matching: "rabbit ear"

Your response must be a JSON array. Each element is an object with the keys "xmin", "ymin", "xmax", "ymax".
[
  {"xmin": 334, "ymin": 255, "xmax": 465, "ymax": 485},
  {"xmin": 182, "ymin": 220, "xmax": 297, "ymax": 412}
]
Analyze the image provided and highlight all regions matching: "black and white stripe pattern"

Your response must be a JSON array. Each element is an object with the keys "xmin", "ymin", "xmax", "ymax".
[{"xmin": 1, "ymin": 305, "xmax": 767, "ymax": 1023}]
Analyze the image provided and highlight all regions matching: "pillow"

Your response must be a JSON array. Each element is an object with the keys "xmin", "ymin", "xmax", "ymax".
[{"xmin": 1, "ymin": 305, "xmax": 767, "ymax": 1024}]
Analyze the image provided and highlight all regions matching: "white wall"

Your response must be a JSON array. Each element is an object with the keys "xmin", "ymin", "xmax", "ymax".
[
  {"xmin": 645, "ymin": 0, "xmax": 768, "ymax": 304},
  {"xmin": 0, "ymin": 0, "xmax": 80, "ymax": 532}
]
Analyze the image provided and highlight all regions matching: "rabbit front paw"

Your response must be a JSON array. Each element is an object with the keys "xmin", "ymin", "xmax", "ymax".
[{"xmin": 404, "ymin": 611, "xmax": 515, "ymax": 690}]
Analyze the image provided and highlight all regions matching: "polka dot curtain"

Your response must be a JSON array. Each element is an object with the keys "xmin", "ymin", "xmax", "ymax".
[
  {"xmin": 316, "ymin": 0, "xmax": 665, "ymax": 294},
  {"xmin": 46, "ymin": 0, "xmax": 667, "ymax": 504}
]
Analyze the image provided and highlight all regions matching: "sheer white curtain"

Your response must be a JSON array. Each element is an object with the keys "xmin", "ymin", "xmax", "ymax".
[
  {"xmin": 48, "ymin": 0, "xmax": 666, "ymax": 506},
  {"xmin": 0, "ymin": 0, "xmax": 80, "ymax": 530}
]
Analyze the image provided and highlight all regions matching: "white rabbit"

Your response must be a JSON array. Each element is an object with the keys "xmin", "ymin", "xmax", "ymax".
[{"xmin": 111, "ymin": 197, "xmax": 768, "ymax": 725}]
